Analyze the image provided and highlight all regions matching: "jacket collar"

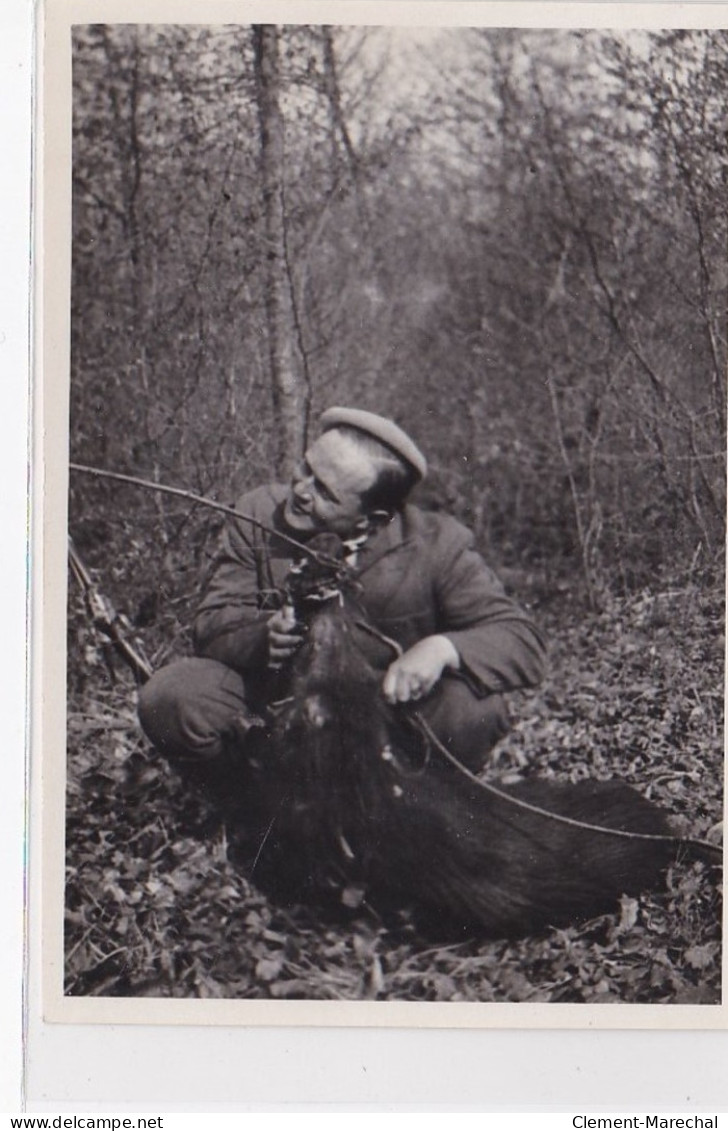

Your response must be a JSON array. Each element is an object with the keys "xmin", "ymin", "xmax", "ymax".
[{"xmin": 352, "ymin": 508, "xmax": 413, "ymax": 570}]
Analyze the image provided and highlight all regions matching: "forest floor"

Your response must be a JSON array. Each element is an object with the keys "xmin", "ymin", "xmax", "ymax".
[{"xmin": 64, "ymin": 577, "xmax": 724, "ymax": 1003}]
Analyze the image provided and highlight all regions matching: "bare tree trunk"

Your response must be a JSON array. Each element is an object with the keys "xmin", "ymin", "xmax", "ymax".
[
  {"xmin": 320, "ymin": 27, "xmax": 359, "ymax": 179},
  {"xmin": 252, "ymin": 25, "xmax": 308, "ymax": 478}
]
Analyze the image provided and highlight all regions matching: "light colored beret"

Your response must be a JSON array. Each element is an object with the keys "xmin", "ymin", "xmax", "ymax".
[{"xmin": 320, "ymin": 406, "xmax": 428, "ymax": 481}]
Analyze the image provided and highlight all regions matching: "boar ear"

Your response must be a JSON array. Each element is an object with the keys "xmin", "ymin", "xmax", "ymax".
[{"xmin": 362, "ymin": 509, "xmax": 392, "ymax": 533}]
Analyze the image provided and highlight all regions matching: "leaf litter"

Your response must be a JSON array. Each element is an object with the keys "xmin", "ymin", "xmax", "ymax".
[{"xmin": 64, "ymin": 581, "xmax": 723, "ymax": 1002}]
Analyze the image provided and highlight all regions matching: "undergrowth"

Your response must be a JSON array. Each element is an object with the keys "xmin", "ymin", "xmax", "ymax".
[{"xmin": 64, "ymin": 579, "xmax": 724, "ymax": 1003}]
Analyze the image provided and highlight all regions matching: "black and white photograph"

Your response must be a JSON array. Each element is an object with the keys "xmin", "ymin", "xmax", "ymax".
[{"xmin": 52, "ymin": 10, "xmax": 725, "ymax": 1015}]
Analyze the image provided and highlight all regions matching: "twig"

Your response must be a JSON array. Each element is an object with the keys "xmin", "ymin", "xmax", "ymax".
[
  {"xmin": 250, "ymin": 811, "xmax": 279, "ymax": 878},
  {"xmin": 65, "ymin": 921, "xmax": 100, "ymax": 967},
  {"xmin": 69, "ymin": 538, "xmax": 153, "ymax": 685}
]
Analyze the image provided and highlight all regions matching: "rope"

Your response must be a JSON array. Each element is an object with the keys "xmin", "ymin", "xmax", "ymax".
[
  {"xmin": 409, "ymin": 711, "xmax": 723, "ymax": 864},
  {"xmin": 353, "ymin": 620, "xmax": 404, "ymax": 658}
]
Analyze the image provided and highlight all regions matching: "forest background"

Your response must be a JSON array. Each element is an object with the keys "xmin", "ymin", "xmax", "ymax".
[{"xmin": 65, "ymin": 24, "xmax": 726, "ymax": 1003}]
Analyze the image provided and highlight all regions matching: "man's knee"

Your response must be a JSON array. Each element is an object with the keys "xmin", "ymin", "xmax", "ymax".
[
  {"xmin": 418, "ymin": 676, "xmax": 510, "ymax": 772},
  {"xmin": 138, "ymin": 657, "xmax": 250, "ymax": 764}
]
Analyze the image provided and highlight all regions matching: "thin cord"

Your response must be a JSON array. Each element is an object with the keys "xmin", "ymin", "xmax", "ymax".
[{"xmin": 410, "ymin": 711, "xmax": 723, "ymax": 863}]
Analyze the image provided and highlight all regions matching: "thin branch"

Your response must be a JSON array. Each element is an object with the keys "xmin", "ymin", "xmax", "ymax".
[
  {"xmin": 68, "ymin": 462, "xmax": 339, "ymax": 566},
  {"xmin": 69, "ymin": 538, "xmax": 153, "ymax": 684}
]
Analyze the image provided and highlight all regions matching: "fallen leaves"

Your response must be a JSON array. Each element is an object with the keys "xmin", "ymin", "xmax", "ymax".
[{"xmin": 64, "ymin": 579, "xmax": 723, "ymax": 1003}]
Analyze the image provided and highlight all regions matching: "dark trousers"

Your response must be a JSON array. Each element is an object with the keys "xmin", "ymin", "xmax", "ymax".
[{"xmin": 138, "ymin": 657, "xmax": 510, "ymax": 775}]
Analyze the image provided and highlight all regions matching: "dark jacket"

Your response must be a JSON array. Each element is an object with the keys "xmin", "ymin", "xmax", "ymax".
[{"xmin": 194, "ymin": 484, "xmax": 545, "ymax": 697}]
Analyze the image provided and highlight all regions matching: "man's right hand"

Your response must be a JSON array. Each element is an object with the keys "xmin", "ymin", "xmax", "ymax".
[{"xmin": 267, "ymin": 605, "xmax": 305, "ymax": 669}]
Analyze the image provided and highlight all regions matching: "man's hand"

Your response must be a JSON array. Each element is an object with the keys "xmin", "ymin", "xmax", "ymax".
[
  {"xmin": 267, "ymin": 605, "xmax": 305, "ymax": 669},
  {"xmin": 382, "ymin": 635, "xmax": 460, "ymax": 704}
]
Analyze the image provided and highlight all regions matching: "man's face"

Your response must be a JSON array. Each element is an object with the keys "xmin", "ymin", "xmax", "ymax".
[{"xmin": 283, "ymin": 431, "xmax": 378, "ymax": 536}]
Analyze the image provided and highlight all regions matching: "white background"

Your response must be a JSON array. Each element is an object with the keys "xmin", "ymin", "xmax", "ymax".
[
  {"xmin": 3, "ymin": 0, "xmax": 728, "ymax": 1114},
  {"xmin": 2, "ymin": 0, "xmax": 32, "ymax": 1114}
]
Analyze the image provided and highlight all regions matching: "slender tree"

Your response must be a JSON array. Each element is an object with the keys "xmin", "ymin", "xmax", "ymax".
[{"xmin": 252, "ymin": 24, "xmax": 309, "ymax": 476}]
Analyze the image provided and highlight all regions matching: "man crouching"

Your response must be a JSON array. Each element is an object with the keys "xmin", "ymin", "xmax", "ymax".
[{"xmin": 138, "ymin": 407, "xmax": 546, "ymax": 782}]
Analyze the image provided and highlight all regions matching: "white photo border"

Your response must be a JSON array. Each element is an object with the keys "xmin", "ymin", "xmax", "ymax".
[{"xmin": 36, "ymin": 0, "xmax": 728, "ymax": 1040}]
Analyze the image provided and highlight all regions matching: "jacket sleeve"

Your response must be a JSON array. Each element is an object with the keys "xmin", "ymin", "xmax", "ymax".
[
  {"xmin": 193, "ymin": 496, "xmax": 277, "ymax": 674},
  {"xmin": 433, "ymin": 517, "xmax": 546, "ymax": 694}
]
